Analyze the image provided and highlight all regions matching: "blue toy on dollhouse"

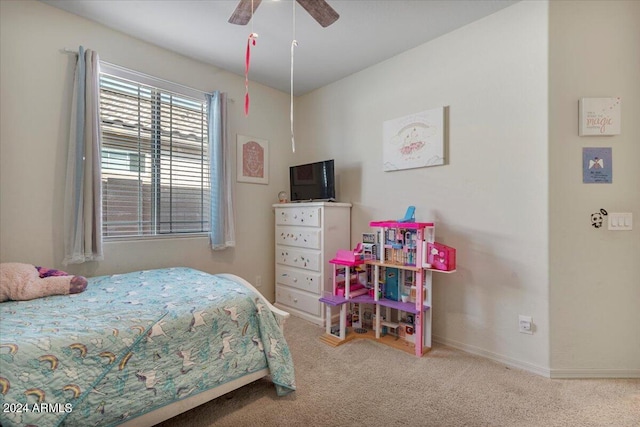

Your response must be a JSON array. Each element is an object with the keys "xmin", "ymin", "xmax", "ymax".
[{"xmin": 318, "ymin": 206, "xmax": 456, "ymax": 357}]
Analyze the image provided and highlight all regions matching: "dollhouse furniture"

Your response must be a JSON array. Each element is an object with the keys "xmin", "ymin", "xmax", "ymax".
[
  {"xmin": 273, "ymin": 202, "xmax": 351, "ymax": 325},
  {"xmin": 319, "ymin": 218, "xmax": 456, "ymax": 357},
  {"xmin": 397, "ymin": 205, "xmax": 416, "ymax": 222},
  {"xmin": 361, "ymin": 232, "xmax": 378, "ymax": 260},
  {"xmin": 319, "ymin": 247, "xmax": 366, "ymax": 340},
  {"xmin": 426, "ymin": 242, "xmax": 457, "ymax": 271}
]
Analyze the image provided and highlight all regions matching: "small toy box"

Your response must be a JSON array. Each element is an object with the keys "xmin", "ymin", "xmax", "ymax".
[{"xmin": 426, "ymin": 242, "xmax": 456, "ymax": 271}]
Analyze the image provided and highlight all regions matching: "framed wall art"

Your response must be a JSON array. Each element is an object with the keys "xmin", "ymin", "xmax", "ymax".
[
  {"xmin": 383, "ymin": 107, "xmax": 445, "ymax": 172},
  {"xmin": 579, "ymin": 97, "xmax": 621, "ymax": 136},
  {"xmin": 582, "ymin": 147, "xmax": 612, "ymax": 184},
  {"xmin": 236, "ymin": 135, "xmax": 268, "ymax": 184}
]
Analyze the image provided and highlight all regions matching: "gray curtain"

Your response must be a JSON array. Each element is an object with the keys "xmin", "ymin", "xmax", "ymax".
[
  {"xmin": 63, "ymin": 46, "xmax": 103, "ymax": 265},
  {"xmin": 206, "ymin": 91, "xmax": 235, "ymax": 250}
]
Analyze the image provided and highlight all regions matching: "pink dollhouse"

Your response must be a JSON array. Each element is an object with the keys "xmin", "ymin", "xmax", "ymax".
[{"xmin": 319, "ymin": 209, "xmax": 456, "ymax": 357}]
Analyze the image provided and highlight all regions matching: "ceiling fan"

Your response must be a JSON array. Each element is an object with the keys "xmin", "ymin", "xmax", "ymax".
[{"xmin": 229, "ymin": 0, "xmax": 340, "ymax": 28}]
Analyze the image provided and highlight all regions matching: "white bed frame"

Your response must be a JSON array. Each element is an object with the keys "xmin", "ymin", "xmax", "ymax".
[{"xmin": 119, "ymin": 274, "xmax": 290, "ymax": 427}]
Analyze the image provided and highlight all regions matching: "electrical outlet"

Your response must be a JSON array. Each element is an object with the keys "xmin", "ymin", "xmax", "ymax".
[
  {"xmin": 519, "ymin": 315, "xmax": 533, "ymax": 334},
  {"xmin": 255, "ymin": 275, "xmax": 262, "ymax": 288}
]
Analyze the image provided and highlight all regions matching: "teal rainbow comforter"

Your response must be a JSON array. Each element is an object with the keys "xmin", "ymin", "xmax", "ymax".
[{"xmin": 0, "ymin": 267, "xmax": 295, "ymax": 427}]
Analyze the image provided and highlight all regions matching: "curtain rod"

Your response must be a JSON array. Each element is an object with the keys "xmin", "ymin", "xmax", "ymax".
[{"xmin": 62, "ymin": 48, "xmax": 234, "ymax": 102}]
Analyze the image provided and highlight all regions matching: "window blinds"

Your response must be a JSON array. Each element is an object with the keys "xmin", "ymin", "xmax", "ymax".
[{"xmin": 99, "ymin": 74, "xmax": 210, "ymax": 238}]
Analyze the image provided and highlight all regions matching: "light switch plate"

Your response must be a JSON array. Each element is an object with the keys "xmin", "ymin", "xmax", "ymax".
[{"xmin": 608, "ymin": 213, "xmax": 633, "ymax": 231}]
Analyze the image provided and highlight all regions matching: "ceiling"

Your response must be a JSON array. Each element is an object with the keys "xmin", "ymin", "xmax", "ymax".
[{"xmin": 41, "ymin": 0, "xmax": 518, "ymax": 95}]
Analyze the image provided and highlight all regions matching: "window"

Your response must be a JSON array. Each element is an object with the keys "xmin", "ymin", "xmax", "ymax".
[{"xmin": 99, "ymin": 73, "xmax": 209, "ymax": 238}]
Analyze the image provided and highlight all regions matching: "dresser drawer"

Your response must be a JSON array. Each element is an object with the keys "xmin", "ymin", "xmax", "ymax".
[
  {"xmin": 276, "ymin": 265, "xmax": 321, "ymax": 294},
  {"xmin": 276, "ymin": 207, "xmax": 321, "ymax": 227},
  {"xmin": 276, "ymin": 226, "xmax": 321, "ymax": 250},
  {"xmin": 276, "ymin": 246, "xmax": 321, "ymax": 272},
  {"xmin": 276, "ymin": 286, "xmax": 321, "ymax": 317}
]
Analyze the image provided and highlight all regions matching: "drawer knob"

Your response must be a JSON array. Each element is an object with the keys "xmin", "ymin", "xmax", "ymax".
[
  {"xmin": 294, "ymin": 298, "xmax": 298, "ymax": 303},
  {"xmin": 293, "ymin": 278, "xmax": 298, "ymax": 283}
]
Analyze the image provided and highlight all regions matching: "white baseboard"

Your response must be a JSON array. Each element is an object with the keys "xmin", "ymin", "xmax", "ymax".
[
  {"xmin": 433, "ymin": 335, "xmax": 640, "ymax": 379},
  {"xmin": 549, "ymin": 369, "xmax": 640, "ymax": 379},
  {"xmin": 433, "ymin": 335, "xmax": 552, "ymax": 378}
]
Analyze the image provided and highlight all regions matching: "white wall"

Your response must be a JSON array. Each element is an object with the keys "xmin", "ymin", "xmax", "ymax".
[
  {"xmin": 0, "ymin": 0, "xmax": 294, "ymax": 301},
  {"xmin": 548, "ymin": 0, "xmax": 640, "ymax": 377},
  {"xmin": 295, "ymin": 1, "xmax": 551, "ymax": 372}
]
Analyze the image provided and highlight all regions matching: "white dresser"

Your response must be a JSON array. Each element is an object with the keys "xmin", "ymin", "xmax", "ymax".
[{"xmin": 273, "ymin": 202, "xmax": 351, "ymax": 325}]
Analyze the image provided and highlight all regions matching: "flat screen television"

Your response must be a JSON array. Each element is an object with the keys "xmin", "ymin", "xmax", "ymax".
[{"xmin": 289, "ymin": 159, "xmax": 335, "ymax": 202}]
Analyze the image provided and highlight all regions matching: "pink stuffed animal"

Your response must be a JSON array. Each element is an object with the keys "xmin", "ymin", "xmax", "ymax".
[{"xmin": 0, "ymin": 262, "xmax": 87, "ymax": 302}]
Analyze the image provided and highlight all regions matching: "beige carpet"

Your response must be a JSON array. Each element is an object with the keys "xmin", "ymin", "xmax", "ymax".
[{"xmin": 156, "ymin": 319, "xmax": 640, "ymax": 427}]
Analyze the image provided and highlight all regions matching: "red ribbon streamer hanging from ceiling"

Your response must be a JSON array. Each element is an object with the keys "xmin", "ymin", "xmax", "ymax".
[{"xmin": 245, "ymin": 32, "xmax": 258, "ymax": 116}]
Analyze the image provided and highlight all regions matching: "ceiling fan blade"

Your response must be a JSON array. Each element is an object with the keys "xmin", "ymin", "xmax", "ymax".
[
  {"xmin": 296, "ymin": 0, "xmax": 339, "ymax": 27},
  {"xmin": 228, "ymin": 0, "xmax": 263, "ymax": 25}
]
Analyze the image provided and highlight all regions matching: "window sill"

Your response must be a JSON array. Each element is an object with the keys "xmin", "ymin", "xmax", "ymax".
[{"xmin": 104, "ymin": 233, "xmax": 209, "ymax": 243}]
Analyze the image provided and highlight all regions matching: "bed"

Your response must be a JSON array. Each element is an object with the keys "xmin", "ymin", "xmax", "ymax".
[{"xmin": 0, "ymin": 267, "xmax": 295, "ymax": 427}]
